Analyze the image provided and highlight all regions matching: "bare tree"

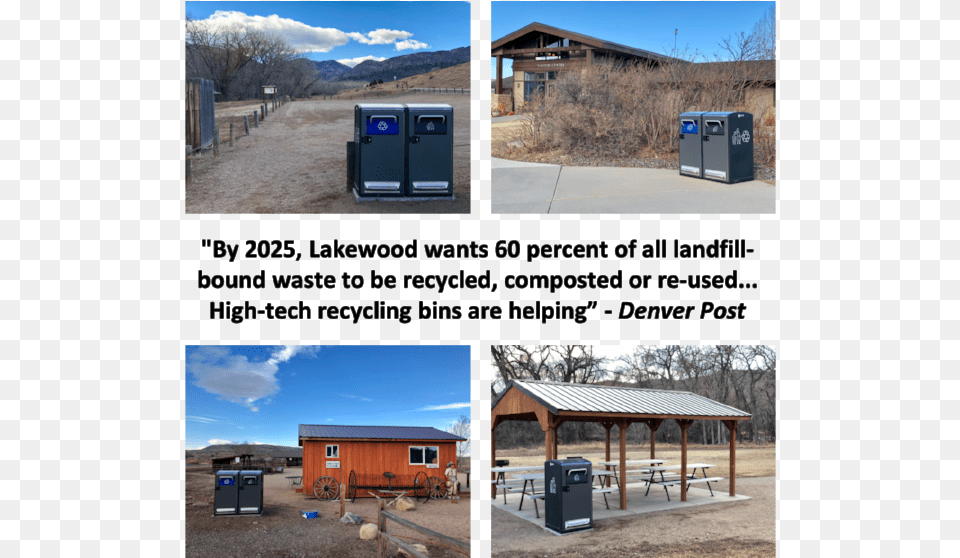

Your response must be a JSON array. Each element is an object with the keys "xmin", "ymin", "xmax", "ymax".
[{"xmin": 448, "ymin": 414, "xmax": 470, "ymax": 467}]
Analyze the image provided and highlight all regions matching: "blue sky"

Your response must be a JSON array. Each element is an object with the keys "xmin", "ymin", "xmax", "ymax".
[
  {"xmin": 186, "ymin": 1, "xmax": 470, "ymax": 67},
  {"xmin": 492, "ymin": 1, "xmax": 774, "ymax": 78},
  {"xmin": 185, "ymin": 345, "xmax": 470, "ymax": 449}
]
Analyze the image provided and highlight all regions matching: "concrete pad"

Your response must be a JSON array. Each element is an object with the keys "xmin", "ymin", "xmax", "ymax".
[
  {"xmin": 492, "ymin": 483, "xmax": 751, "ymax": 534},
  {"xmin": 491, "ymin": 163, "xmax": 561, "ymax": 214},
  {"xmin": 492, "ymin": 162, "xmax": 775, "ymax": 214}
]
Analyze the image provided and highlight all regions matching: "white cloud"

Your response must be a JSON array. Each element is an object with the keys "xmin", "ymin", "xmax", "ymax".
[
  {"xmin": 337, "ymin": 55, "xmax": 388, "ymax": 68},
  {"xmin": 348, "ymin": 29, "xmax": 413, "ymax": 45},
  {"xmin": 419, "ymin": 402, "xmax": 471, "ymax": 411},
  {"xmin": 187, "ymin": 415, "xmax": 219, "ymax": 424},
  {"xmin": 187, "ymin": 346, "xmax": 314, "ymax": 411},
  {"xmin": 200, "ymin": 12, "xmax": 427, "ymax": 54},
  {"xmin": 204, "ymin": 11, "xmax": 353, "ymax": 53},
  {"xmin": 395, "ymin": 39, "xmax": 430, "ymax": 51},
  {"xmin": 340, "ymin": 393, "xmax": 374, "ymax": 402},
  {"xmin": 208, "ymin": 438, "xmax": 234, "ymax": 446}
]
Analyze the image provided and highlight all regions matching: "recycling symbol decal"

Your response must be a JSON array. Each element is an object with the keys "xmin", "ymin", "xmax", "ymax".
[
  {"xmin": 741, "ymin": 130, "xmax": 751, "ymax": 143},
  {"xmin": 426, "ymin": 121, "xmax": 435, "ymax": 131},
  {"xmin": 377, "ymin": 120, "xmax": 388, "ymax": 131}
]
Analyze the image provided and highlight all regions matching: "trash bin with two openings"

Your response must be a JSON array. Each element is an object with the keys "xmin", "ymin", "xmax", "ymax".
[
  {"xmin": 404, "ymin": 103, "xmax": 453, "ymax": 198},
  {"xmin": 701, "ymin": 111, "xmax": 754, "ymax": 184},
  {"xmin": 545, "ymin": 457, "xmax": 593, "ymax": 534},
  {"xmin": 353, "ymin": 103, "xmax": 406, "ymax": 197},
  {"xmin": 214, "ymin": 470, "xmax": 263, "ymax": 516}
]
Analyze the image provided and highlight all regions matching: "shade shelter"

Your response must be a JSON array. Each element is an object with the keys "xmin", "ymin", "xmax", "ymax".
[{"xmin": 491, "ymin": 380, "xmax": 751, "ymax": 509}]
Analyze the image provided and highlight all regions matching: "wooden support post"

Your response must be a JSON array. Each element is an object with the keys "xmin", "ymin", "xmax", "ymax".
[
  {"xmin": 261, "ymin": 106, "xmax": 265, "ymax": 121},
  {"xmin": 243, "ymin": 115, "xmax": 249, "ymax": 135},
  {"xmin": 724, "ymin": 420, "xmax": 737, "ymax": 497},
  {"xmin": 229, "ymin": 122, "xmax": 234, "ymax": 147},
  {"xmin": 340, "ymin": 484, "xmax": 345, "ymax": 518},
  {"xmin": 602, "ymin": 421, "xmax": 613, "ymax": 487},
  {"xmin": 544, "ymin": 426, "xmax": 553, "ymax": 461},
  {"xmin": 618, "ymin": 420, "xmax": 627, "ymax": 510},
  {"xmin": 185, "ymin": 144, "xmax": 191, "ymax": 189},
  {"xmin": 675, "ymin": 419, "xmax": 694, "ymax": 502},
  {"xmin": 253, "ymin": 111, "xmax": 258, "ymax": 128},
  {"xmin": 552, "ymin": 422, "xmax": 558, "ymax": 460},
  {"xmin": 642, "ymin": 418, "xmax": 663, "ymax": 460},
  {"xmin": 213, "ymin": 129, "xmax": 219, "ymax": 158},
  {"xmin": 491, "ymin": 421, "xmax": 497, "ymax": 498}
]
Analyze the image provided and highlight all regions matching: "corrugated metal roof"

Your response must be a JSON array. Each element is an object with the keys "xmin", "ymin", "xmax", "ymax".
[
  {"xmin": 298, "ymin": 424, "xmax": 465, "ymax": 441},
  {"xmin": 494, "ymin": 380, "xmax": 750, "ymax": 418}
]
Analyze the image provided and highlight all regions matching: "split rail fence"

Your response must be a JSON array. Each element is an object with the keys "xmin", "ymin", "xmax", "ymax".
[{"xmin": 376, "ymin": 500, "xmax": 469, "ymax": 558}]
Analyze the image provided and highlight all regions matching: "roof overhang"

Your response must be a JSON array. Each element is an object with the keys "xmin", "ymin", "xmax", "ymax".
[{"xmin": 492, "ymin": 22, "xmax": 684, "ymax": 65}]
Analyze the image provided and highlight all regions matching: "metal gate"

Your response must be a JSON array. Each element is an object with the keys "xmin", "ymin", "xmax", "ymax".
[{"xmin": 186, "ymin": 78, "xmax": 215, "ymax": 151}]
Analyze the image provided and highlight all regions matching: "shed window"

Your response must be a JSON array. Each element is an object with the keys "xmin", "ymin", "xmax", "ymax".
[
  {"xmin": 326, "ymin": 445, "xmax": 339, "ymax": 458},
  {"xmin": 409, "ymin": 446, "xmax": 440, "ymax": 468}
]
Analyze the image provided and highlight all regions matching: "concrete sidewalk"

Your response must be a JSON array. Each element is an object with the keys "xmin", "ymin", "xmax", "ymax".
[{"xmin": 492, "ymin": 157, "xmax": 776, "ymax": 214}]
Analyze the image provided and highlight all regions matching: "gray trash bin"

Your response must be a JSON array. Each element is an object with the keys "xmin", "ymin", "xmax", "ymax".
[
  {"xmin": 404, "ymin": 104, "xmax": 454, "ymax": 198},
  {"xmin": 545, "ymin": 458, "xmax": 593, "ymax": 534},
  {"xmin": 679, "ymin": 111, "xmax": 706, "ymax": 178},
  {"xmin": 214, "ymin": 470, "xmax": 240, "ymax": 516},
  {"xmin": 701, "ymin": 111, "xmax": 754, "ymax": 184},
  {"xmin": 353, "ymin": 104, "xmax": 406, "ymax": 197},
  {"xmin": 238, "ymin": 470, "xmax": 264, "ymax": 515}
]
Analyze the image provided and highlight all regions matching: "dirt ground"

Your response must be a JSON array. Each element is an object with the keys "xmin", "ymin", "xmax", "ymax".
[
  {"xmin": 186, "ymin": 467, "xmax": 470, "ymax": 558},
  {"xmin": 186, "ymin": 92, "xmax": 470, "ymax": 214},
  {"xmin": 492, "ymin": 444, "xmax": 775, "ymax": 558},
  {"xmin": 492, "ymin": 476, "xmax": 774, "ymax": 558}
]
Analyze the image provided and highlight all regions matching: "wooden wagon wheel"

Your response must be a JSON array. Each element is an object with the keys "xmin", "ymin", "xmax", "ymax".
[
  {"xmin": 313, "ymin": 476, "xmax": 340, "ymax": 500},
  {"xmin": 413, "ymin": 471, "xmax": 430, "ymax": 503},
  {"xmin": 427, "ymin": 476, "xmax": 447, "ymax": 500},
  {"xmin": 347, "ymin": 470, "xmax": 358, "ymax": 502}
]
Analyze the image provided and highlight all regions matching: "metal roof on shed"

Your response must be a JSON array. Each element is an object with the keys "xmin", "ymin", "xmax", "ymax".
[
  {"xmin": 493, "ymin": 380, "xmax": 750, "ymax": 418},
  {"xmin": 299, "ymin": 424, "xmax": 465, "ymax": 441}
]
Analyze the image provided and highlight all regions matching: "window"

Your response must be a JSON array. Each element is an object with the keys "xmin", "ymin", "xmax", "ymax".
[
  {"xmin": 524, "ymin": 72, "xmax": 537, "ymax": 81},
  {"xmin": 547, "ymin": 72, "xmax": 556, "ymax": 80},
  {"xmin": 409, "ymin": 446, "xmax": 440, "ymax": 468},
  {"xmin": 535, "ymin": 73, "xmax": 545, "ymax": 80},
  {"xmin": 326, "ymin": 445, "xmax": 338, "ymax": 458}
]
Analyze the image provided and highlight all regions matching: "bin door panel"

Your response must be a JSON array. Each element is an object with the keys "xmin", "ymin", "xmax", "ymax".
[
  {"xmin": 215, "ymin": 473, "xmax": 238, "ymax": 515},
  {"xmin": 702, "ymin": 118, "xmax": 728, "ymax": 181},
  {"xmin": 359, "ymin": 113, "xmax": 404, "ymax": 194},
  {"xmin": 407, "ymin": 112, "xmax": 453, "ymax": 196},
  {"xmin": 238, "ymin": 474, "xmax": 261, "ymax": 514},
  {"xmin": 679, "ymin": 117, "xmax": 702, "ymax": 176}
]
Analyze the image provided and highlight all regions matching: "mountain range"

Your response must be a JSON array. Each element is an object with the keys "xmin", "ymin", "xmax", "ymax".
[{"xmin": 313, "ymin": 47, "xmax": 469, "ymax": 83}]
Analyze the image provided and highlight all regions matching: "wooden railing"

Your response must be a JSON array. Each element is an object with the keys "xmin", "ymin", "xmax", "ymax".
[{"xmin": 376, "ymin": 501, "xmax": 469, "ymax": 558}]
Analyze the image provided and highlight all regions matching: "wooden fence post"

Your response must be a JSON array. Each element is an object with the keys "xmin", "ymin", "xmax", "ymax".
[
  {"xmin": 340, "ymin": 484, "xmax": 345, "ymax": 518},
  {"xmin": 377, "ymin": 500, "xmax": 384, "ymax": 558},
  {"xmin": 252, "ymin": 111, "xmax": 258, "ymax": 128},
  {"xmin": 213, "ymin": 129, "xmax": 219, "ymax": 158},
  {"xmin": 229, "ymin": 122, "xmax": 234, "ymax": 147},
  {"xmin": 243, "ymin": 115, "xmax": 249, "ymax": 135}
]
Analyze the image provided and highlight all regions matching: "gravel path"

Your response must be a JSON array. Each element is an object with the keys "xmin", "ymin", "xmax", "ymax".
[
  {"xmin": 186, "ymin": 93, "xmax": 471, "ymax": 214},
  {"xmin": 492, "ymin": 476, "xmax": 774, "ymax": 558},
  {"xmin": 186, "ymin": 469, "xmax": 470, "ymax": 558}
]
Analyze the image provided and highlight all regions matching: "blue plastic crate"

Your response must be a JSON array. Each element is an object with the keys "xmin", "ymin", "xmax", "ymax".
[{"xmin": 301, "ymin": 510, "xmax": 319, "ymax": 519}]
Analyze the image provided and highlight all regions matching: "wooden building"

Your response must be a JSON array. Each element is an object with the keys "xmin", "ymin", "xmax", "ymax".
[
  {"xmin": 298, "ymin": 424, "xmax": 464, "ymax": 498},
  {"xmin": 492, "ymin": 22, "xmax": 775, "ymax": 111},
  {"xmin": 492, "ymin": 22, "xmax": 680, "ymax": 107}
]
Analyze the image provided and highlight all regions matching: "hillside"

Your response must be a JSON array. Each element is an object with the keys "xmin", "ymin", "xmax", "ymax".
[
  {"xmin": 339, "ymin": 47, "xmax": 469, "ymax": 83},
  {"xmin": 313, "ymin": 59, "xmax": 351, "ymax": 81},
  {"xmin": 186, "ymin": 443, "xmax": 301, "ymax": 461},
  {"xmin": 363, "ymin": 62, "xmax": 471, "ymax": 91}
]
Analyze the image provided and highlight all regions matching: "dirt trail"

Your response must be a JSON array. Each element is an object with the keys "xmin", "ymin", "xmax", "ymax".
[{"xmin": 186, "ymin": 93, "xmax": 470, "ymax": 214}]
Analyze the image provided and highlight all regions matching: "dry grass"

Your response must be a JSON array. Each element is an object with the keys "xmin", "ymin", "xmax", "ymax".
[
  {"xmin": 498, "ymin": 441, "xmax": 775, "ymax": 478},
  {"xmin": 501, "ymin": 61, "xmax": 776, "ymax": 169},
  {"xmin": 331, "ymin": 62, "xmax": 471, "ymax": 100}
]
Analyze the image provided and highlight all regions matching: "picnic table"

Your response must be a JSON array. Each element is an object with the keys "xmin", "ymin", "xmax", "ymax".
[
  {"xmin": 641, "ymin": 463, "xmax": 721, "ymax": 501},
  {"xmin": 597, "ymin": 459, "xmax": 666, "ymax": 487},
  {"xmin": 286, "ymin": 476, "xmax": 303, "ymax": 488},
  {"xmin": 491, "ymin": 465, "xmax": 545, "ymax": 501}
]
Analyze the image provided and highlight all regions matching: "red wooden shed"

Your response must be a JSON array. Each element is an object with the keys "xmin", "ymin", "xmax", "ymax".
[{"xmin": 298, "ymin": 424, "xmax": 465, "ymax": 500}]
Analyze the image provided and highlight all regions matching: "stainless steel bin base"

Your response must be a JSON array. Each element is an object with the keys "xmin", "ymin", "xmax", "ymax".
[{"xmin": 352, "ymin": 187, "xmax": 455, "ymax": 203}]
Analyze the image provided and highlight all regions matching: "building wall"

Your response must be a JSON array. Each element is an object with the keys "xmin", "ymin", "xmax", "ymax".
[
  {"xmin": 302, "ymin": 439, "xmax": 458, "ymax": 498},
  {"xmin": 492, "ymin": 93, "xmax": 513, "ymax": 114}
]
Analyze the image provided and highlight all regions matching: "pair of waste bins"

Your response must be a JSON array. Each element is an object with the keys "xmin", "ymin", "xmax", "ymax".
[
  {"xmin": 350, "ymin": 103, "xmax": 454, "ymax": 200},
  {"xmin": 214, "ymin": 470, "xmax": 263, "ymax": 516},
  {"xmin": 679, "ymin": 111, "xmax": 754, "ymax": 183}
]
